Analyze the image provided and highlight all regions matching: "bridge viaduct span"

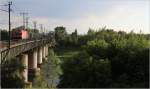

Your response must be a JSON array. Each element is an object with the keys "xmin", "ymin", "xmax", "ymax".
[{"xmin": 0, "ymin": 38, "xmax": 55, "ymax": 86}]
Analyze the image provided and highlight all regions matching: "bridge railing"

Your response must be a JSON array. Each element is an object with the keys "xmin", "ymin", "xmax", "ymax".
[{"xmin": 0, "ymin": 38, "xmax": 54, "ymax": 64}]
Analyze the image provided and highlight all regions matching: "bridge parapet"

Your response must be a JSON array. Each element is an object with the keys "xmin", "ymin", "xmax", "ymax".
[{"xmin": 0, "ymin": 38, "xmax": 53, "ymax": 64}]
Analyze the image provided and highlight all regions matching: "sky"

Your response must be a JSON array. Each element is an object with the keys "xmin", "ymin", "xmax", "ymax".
[{"xmin": 0, "ymin": 0, "xmax": 149, "ymax": 34}]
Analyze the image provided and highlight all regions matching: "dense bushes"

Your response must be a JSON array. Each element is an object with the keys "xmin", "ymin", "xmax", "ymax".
[
  {"xmin": 58, "ymin": 52, "xmax": 112, "ymax": 88},
  {"xmin": 1, "ymin": 58, "xmax": 25, "ymax": 88},
  {"xmin": 56, "ymin": 27, "xmax": 149, "ymax": 88},
  {"xmin": 85, "ymin": 39, "xmax": 109, "ymax": 59},
  {"xmin": 0, "ymin": 29, "xmax": 9, "ymax": 40}
]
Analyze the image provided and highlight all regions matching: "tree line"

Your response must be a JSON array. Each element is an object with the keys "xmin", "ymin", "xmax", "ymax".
[{"xmin": 54, "ymin": 26, "xmax": 149, "ymax": 88}]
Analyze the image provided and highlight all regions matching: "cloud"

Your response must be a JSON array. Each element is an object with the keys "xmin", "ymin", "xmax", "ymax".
[
  {"xmin": 0, "ymin": 0, "xmax": 6, "ymax": 3},
  {"xmin": 32, "ymin": 0, "xmax": 149, "ymax": 34},
  {"xmin": 0, "ymin": 0, "xmax": 149, "ymax": 34}
]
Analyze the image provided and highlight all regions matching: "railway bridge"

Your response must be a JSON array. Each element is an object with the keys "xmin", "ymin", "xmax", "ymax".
[{"xmin": 0, "ymin": 37, "xmax": 55, "ymax": 86}]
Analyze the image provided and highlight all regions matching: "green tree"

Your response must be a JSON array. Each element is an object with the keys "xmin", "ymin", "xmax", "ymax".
[
  {"xmin": 85, "ymin": 39, "xmax": 109, "ymax": 59},
  {"xmin": 32, "ymin": 49, "xmax": 62, "ymax": 88},
  {"xmin": 58, "ymin": 52, "xmax": 112, "ymax": 88},
  {"xmin": 70, "ymin": 29, "xmax": 78, "ymax": 46},
  {"xmin": 1, "ymin": 58, "xmax": 25, "ymax": 88},
  {"xmin": 54, "ymin": 26, "xmax": 67, "ymax": 46},
  {"xmin": 55, "ymin": 27, "xmax": 149, "ymax": 88},
  {"xmin": 1, "ymin": 29, "xmax": 9, "ymax": 40}
]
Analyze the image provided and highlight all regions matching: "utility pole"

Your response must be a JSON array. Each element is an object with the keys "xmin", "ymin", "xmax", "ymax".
[
  {"xmin": 20, "ymin": 12, "xmax": 28, "ymax": 30},
  {"xmin": 40, "ymin": 24, "xmax": 43, "ymax": 34},
  {"xmin": 33, "ymin": 21, "xmax": 37, "ymax": 39},
  {"xmin": 40, "ymin": 24, "xmax": 43, "ymax": 39},
  {"xmin": 33, "ymin": 21, "xmax": 37, "ymax": 32},
  {"xmin": 43, "ymin": 26, "xmax": 45, "ymax": 34},
  {"xmin": 8, "ymin": 1, "xmax": 12, "ymax": 49},
  {"xmin": 44, "ymin": 28, "xmax": 47, "ymax": 34},
  {"xmin": 25, "ymin": 17, "xmax": 29, "ymax": 30}
]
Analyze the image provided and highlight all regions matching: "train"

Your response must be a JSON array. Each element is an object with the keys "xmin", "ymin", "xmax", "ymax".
[
  {"xmin": 11, "ymin": 26, "xmax": 55, "ymax": 41},
  {"xmin": 11, "ymin": 26, "xmax": 29, "ymax": 40}
]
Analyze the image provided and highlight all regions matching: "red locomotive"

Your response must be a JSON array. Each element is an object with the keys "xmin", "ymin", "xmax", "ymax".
[{"xmin": 11, "ymin": 26, "xmax": 29, "ymax": 40}]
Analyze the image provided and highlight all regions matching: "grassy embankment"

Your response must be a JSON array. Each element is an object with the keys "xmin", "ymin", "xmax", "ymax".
[{"xmin": 54, "ymin": 47, "xmax": 80, "ymax": 61}]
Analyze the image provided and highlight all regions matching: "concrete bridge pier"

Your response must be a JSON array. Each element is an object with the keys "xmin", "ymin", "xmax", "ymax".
[
  {"xmin": 20, "ymin": 54, "xmax": 28, "ymax": 83},
  {"xmin": 45, "ymin": 45, "xmax": 49, "ymax": 57},
  {"xmin": 28, "ymin": 48, "xmax": 40, "ymax": 81},
  {"xmin": 28, "ymin": 48, "xmax": 38, "ymax": 69},
  {"xmin": 42, "ymin": 46, "xmax": 46, "ymax": 61},
  {"xmin": 42, "ymin": 45, "xmax": 49, "ymax": 61},
  {"xmin": 45, "ymin": 45, "xmax": 49, "ymax": 61},
  {"xmin": 37, "ymin": 47, "xmax": 42, "ymax": 68}
]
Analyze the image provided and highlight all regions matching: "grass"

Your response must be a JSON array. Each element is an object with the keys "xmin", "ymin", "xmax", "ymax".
[{"xmin": 54, "ymin": 47, "xmax": 80, "ymax": 60}]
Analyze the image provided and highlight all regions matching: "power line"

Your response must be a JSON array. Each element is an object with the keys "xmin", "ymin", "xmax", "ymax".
[
  {"xmin": 40, "ymin": 24, "xmax": 43, "ymax": 33},
  {"xmin": 0, "ymin": 8, "xmax": 8, "ymax": 12},
  {"xmin": 20, "ymin": 12, "xmax": 28, "ymax": 29},
  {"xmin": 0, "ymin": 4, "xmax": 8, "ymax": 6},
  {"xmin": 33, "ymin": 21, "xmax": 37, "ymax": 31},
  {"xmin": 0, "ymin": 22, "xmax": 8, "ymax": 25},
  {"xmin": 25, "ymin": 17, "xmax": 29, "ymax": 29}
]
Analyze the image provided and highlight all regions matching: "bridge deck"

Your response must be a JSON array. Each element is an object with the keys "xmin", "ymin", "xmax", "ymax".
[
  {"xmin": 0, "ymin": 40, "xmax": 43, "ymax": 51},
  {"xmin": 0, "ymin": 39, "xmax": 54, "ymax": 64}
]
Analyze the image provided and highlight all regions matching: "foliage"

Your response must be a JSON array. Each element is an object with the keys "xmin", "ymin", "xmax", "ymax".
[
  {"xmin": 56, "ymin": 27, "xmax": 149, "ymax": 88},
  {"xmin": 54, "ymin": 26, "xmax": 67, "ymax": 46},
  {"xmin": 58, "ymin": 51, "xmax": 112, "ymax": 88},
  {"xmin": 0, "ymin": 29, "xmax": 9, "ymax": 40},
  {"xmin": 32, "ymin": 49, "xmax": 62, "ymax": 88},
  {"xmin": 54, "ymin": 26, "xmax": 79, "ymax": 47},
  {"xmin": 1, "ymin": 58, "xmax": 25, "ymax": 88},
  {"xmin": 85, "ymin": 39, "xmax": 109, "ymax": 59}
]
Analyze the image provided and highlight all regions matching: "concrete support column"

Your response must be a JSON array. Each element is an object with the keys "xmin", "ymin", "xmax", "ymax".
[
  {"xmin": 44, "ymin": 45, "xmax": 48, "ymax": 61},
  {"xmin": 45, "ymin": 45, "xmax": 47, "ymax": 57},
  {"xmin": 45, "ymin": 45, "xmax": 48, "ymax": 57},
  {"xmin": 28, "ymin": 49, "xmax": 37, "ymax": 69},
  {"xmin": 42, "ymin": 46, "xmax": 45, "ymax": 59},
  {"xmin": 37, "ymin": 47, "xmax": 42, "ymax": 66},
  {"xmin": 20, "ymin": 54, "xmax": 28, "ymax": 82}
]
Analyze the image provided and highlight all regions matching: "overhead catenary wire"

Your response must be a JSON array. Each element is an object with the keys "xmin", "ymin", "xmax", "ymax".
[
  {"xmin": 0, "ymin": 4, "xmax": 8, "ymax": 6},
  {"xmin": 0, "ymin": 8, "xmax": 8, "ymax": 12},
  {"xmin": 1, "ymin": 1, "xmax": 47, "ymax": 32},
  {"xmin": 20, "ymin": 12, "xmax": 28, "ymax": 29}
]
